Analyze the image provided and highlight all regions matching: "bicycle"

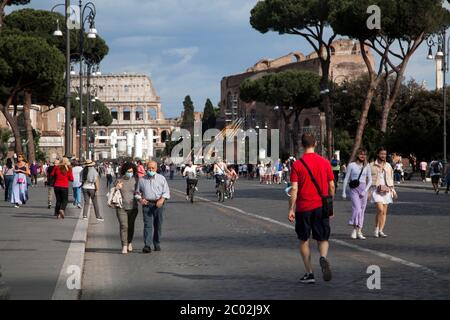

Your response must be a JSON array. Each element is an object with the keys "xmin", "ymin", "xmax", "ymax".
[
  {"xmin": 227, "ymin": 179, "xmax": 235, "ymax": 199},
  {"xmin": 216, "ymin": 175, "xmax": 227, "ymax": 202},
  {"xmin": 187, "ymin": 179, "xmax": 197, "ymax": 203}
]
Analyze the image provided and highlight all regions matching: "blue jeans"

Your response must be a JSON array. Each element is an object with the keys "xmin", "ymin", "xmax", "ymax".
[
  {"xmin": 142, "ymin": 204, "xmax": 164, "ymax": 248},
  {"xmin": 4, "ymin": 175, "xmax": 14, "ymax": 201},
  {"xmin": 73, "ymin": 187, "xmax": 82, "ymax": 205}
]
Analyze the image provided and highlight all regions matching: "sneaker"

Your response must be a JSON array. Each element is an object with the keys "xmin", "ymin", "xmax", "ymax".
[
  {"xmin": 357, "ymin": 232, "xmax": 367, "ymax": 240},
  {"xmin": 82, "ymin": 216, "xmax": 88, "ymax": 220},
  {"xmin": 142, "ymin": 246, "xmax": 152, "ymax": 254},
  {"xmin": 195, "ymin": 187, "xmax": 198, "ymax": 191},
  {"xmin": 379, "ymin": 231, "xmax": 388, "ymax": 238},
  {"xmin": 77, "ymin": 204, "xmax": 82, "ymax": 209},
  {"xmin": 121, "ymin": 246, "xmax": 128, "ymax": 254},
  {"xmin": 96, "ymin": 218, "xmax": 104, "ymax": 222},
  {"xmin": 351, "ymin": 229, "xmax": 357, "ymax": 239},
  {"xmin": 186, "ymin": 196, "xmax": 189, "ymax": 201},
  {"xmin": 14, "ymin": 204, "xmax": 19, "ymax": 208},
  {"xmin": 374, "ymin": 229, "xmax": 380, "ymax": 238},
  {"xmin": 299, "ymin": 273, "xmax": 315, "ymax": 284},
  {"xmin": 319, "ymin": 257, "xmax": 332, "ymax": 282},
  {"xmin": 128, "ymin": 243, "xmax": 133, "ymax": 252},
  {"xmin": 48, "ymin": 204, "xmax": 51, "ymax": 209},
  {"xmin": 154, "ymin": 245, "xmax": 161, "ymax": 252}
]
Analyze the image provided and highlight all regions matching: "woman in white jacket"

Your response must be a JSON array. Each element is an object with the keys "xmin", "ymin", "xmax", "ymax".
[{"xmin": 342, "ymin": 148, "xmax": 373, "ymax": 240}]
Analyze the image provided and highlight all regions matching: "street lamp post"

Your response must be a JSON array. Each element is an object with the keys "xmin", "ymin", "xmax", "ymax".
[
  {"xmin": 427, "ymin": 30, "xmax": 448, "ymax": 165},
  {"xmin": 51, "ymin": 0, "xmax": 72, "ymax": 157},
  {"xmin": 76, "ymin": 0, "xmax": 97, "ymax": 160}
]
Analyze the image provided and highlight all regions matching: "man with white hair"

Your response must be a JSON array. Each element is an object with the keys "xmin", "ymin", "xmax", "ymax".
[{"xmin": 135, "ymin": 161, "xmax": 170, "ymax": 253}]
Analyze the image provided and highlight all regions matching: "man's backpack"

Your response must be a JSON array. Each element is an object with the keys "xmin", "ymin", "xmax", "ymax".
[
  {"xmin": 432, "ymin": 161, "xmax": 441, "ymax": 174},
  {"xmin": 331, "ymin": 159, "xmax": 339, "ymax": 167},
  {"xmin": 46, "ymin": 166, "xmax": 55, "ymax": 187}
]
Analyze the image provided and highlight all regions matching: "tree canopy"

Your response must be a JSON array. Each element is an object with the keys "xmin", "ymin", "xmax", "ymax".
[
  {"xmin": 4, "ymin": 9, "xmax": 109, "ymax": 63},
  {"xmin": 240, "ymin": 70, "xmax": 321, "ymax": 109},
  {"xmin": 202, "ymin": 98, "xmax": 216, "ymax": 133}
]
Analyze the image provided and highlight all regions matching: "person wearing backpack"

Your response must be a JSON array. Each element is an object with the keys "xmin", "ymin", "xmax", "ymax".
[
  {"xmin": 342, "ymin": 148, "xmax": 372, "ymax": 240},
  {"xmin": 330, "ymin": 154, "xmax": 340, "ymax": 190},
  {"xmin": 81, "ymin": 159, "xmax": 103, "ymax": 221},
  {"xmin": 46, "ymin": 159, "xmax": 58, "ymax": 209},
  {"xmin": 429, "ymin": 159, "xmax": 443, "ymax": 194}
]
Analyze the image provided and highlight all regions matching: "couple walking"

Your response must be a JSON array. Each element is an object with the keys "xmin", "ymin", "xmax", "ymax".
[
  {"xmin": 342, "ymin": 147, "xmax": 397, "ymax": 240},
  {"xmin": 110, "ymin": 161, "xmax": 170, "ymax": 255}
]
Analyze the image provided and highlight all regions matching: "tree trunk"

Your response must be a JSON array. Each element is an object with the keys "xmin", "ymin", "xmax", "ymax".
[
  {"xmin": 349, "ymin": 82, "xmax": 378, "ymax": 162},
  {"xmin": 23, "ymin": 90, "xmax": 35, "ymax": 162},
  {"xmin": 1, "ymin": 94, "xmax": 22, "ymax": 155},
  {"xmin": 0, "ymin": 1, "xmax": 8, "ymax": 30},
  {"xmin": 320, "ymin": 59, "xmax": 333, "ymax": 159}
]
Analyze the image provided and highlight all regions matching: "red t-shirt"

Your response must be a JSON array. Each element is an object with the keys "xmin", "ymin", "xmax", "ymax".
[
  {"xmin": 290, "ymin": 153, "xmax": 334, "ymax": 213},
  {"xmin": 51, "ymin": 166, "xmax": 74, "ymax": 188}
]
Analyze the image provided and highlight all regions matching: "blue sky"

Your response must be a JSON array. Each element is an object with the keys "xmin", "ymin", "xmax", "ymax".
[{"xmin": 6, "ymin": 0, "xmax": 441, "ymax": 118}]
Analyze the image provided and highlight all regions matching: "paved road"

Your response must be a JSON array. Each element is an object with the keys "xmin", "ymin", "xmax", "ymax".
[
  {"xmin": 0, "ymin": 185, "xmax": 79, "ymax": 300},
  {"xmin": 81, "ymin": 176, "xmax": 450, "ymax": 300}
]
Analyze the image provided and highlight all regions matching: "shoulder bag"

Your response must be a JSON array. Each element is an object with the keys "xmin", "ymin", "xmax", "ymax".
[
  {"xmin": 349, "ymin": 165, "xmax": 365, "ymax": 189},
  {"xmin": 300, "ymin": 159, "xmax": 334, "ymax": 218}
]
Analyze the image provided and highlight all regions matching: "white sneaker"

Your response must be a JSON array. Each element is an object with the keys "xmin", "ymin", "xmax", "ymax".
[
  {"xmin": 128, "ymin": 243, "xmax": 133, "ymax": 252},
  {"xmin": 357, "ymin": 232, "xmax": 367, "ymax": 240},
  {"xmin": 379, "ymin": 231, "xmax": 388, "ymax": 238},
  {"xmin": 195, "ymin": 187, "xmax": 198, "ymax": 191},
  {"xmin": 351, "ymin": 229, "xmax": 357, "ymax": 239},
  {"xmin": 374, "ymin": 230, "xmax": 380, "ymax": 238},
  {"xmin": 96, "ymin": 218, "xmax": 104, "ymax": 222},
  {"xmin": 122, "ymin": 246, "xmax": 128, "ymax": 254},
  {"xmin": 186, "ymin": 196, "xmax": 189, "ymax": 201}
]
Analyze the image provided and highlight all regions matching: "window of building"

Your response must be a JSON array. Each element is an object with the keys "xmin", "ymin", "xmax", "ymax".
[
  {"xmin": 135, "ymin": 107, "xmax": 144, "ymax": 121},
  {"xmin": 161, "ymin": 131, "xmax": 168, "ymax": 142},
  {"xmin": 98, "ymin": 130, "xmax": 107, "ymax": 144},
  {"xmin": 123, "ymin": 107, "xmax": 131, "ymax": 121},
  {"xmin": 148, "ymin": 108, "xmax": 157, "ymax": 120},
  {"xmin": 111, "ymin": 108, "xmax": 118, "ymax": 120}
]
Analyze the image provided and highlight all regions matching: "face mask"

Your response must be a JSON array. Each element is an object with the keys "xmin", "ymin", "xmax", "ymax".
[
  {"xmin": 147, "ymin": 170, "xmax": 156, "ymax": 177},
  {"xmin": 126, "ymin": 172, "xmax": 133, "ymax": 178}
]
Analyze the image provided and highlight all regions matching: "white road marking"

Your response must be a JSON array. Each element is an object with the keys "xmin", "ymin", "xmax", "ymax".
[{"xmin": 172, "ymin": 188, "xmax": 448, "ymax": 281}]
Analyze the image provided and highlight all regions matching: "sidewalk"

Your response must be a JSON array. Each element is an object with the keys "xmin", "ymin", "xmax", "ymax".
[{"xmin": 0, "ymin": 184, "xmax": 82, "ymax": 300}]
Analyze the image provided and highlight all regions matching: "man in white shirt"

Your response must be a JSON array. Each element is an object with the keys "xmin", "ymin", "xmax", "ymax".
[
  {"xmin": 182, "ymin": 161, "xmax": 198, "ymax": 200},
  {"xmin": 71, "ymin": 160, "xmax": 83, "ymax": 208}
]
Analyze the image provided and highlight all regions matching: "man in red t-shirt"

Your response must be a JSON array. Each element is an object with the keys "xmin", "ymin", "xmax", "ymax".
[{"xmin": 288, "ymin": 133, "xmax": 335, "ymax": 284}]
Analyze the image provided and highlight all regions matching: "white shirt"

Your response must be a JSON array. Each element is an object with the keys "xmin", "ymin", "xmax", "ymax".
[
  {"xmin": 183, "ymin": 166, "xmax": 197, "ymax": 179},
  {"xmin": 342, "ymin": 162, "xmax": 373, "ymax": 196},
  {"xmin": 72, "ymin": 166, "xmax": 83, "ymax": 188}
]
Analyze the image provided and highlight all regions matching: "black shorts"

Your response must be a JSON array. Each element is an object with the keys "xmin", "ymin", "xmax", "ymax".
[
  {"xmin": 431, "ymin": 175, "xmax": 440, "ymax": 184},
  {"xmin": 295, "ymin": 207, "xmax": 330, "ymax": 242}
]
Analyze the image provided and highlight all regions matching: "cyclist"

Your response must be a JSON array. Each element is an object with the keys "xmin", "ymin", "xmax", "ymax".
[
  {"xmin": 213, "ymin": 159, "xmax": 230, "ymax": 192},
  {"xmin": 226, "ymin": 165, "xmax": 238, "ymax": 197},
  {"xmin": 182, "ymin": 161, "xmax": 198, "ymax": 201}
]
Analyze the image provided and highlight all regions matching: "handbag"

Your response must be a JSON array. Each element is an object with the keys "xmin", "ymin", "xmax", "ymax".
[
  {"xmin": 349, "ymin": 166, "xmax": 365, "ymax": 189},
  {"xmin": 377, "ymin": 169, "xmax": 391, "ymax": 194},
  {"xmin": 300, "ymin": 159, "xmax": 334, "ymax": 218},
  {"xmin": 17, "ymin": 177, "xmax": 25, "ymax": 184}
]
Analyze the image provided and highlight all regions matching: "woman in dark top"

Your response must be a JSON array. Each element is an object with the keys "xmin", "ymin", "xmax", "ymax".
[{"xmin": 3, "ymin": 158, "xmax": 14, "ymax": 202}]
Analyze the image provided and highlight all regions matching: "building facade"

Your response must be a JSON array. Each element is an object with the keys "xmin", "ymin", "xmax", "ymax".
[
  {"xmin": 71, "ymin": 73, "xmax": 179, "ymax": 160},
  {"xmin": 218, "ymin": 39, "xmax": 375, "ymax": 157}
]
